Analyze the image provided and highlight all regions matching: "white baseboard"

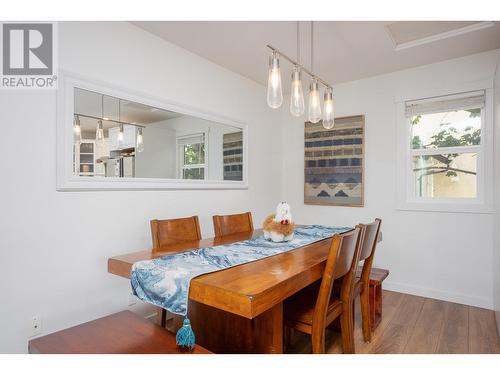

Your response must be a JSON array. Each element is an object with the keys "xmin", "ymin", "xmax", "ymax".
[{"xmin": 383, "ymin": 280, "xmax": 493, "ymax": 310}]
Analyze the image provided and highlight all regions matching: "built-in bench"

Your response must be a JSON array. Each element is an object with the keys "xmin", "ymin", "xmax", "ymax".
[
  {"xmin": 356, "ymin": 267, "xmax": 389, "ymax": 330},
  {"xmin": 28, "ymin": 310, "xmax": 211, "ymax": 354}
]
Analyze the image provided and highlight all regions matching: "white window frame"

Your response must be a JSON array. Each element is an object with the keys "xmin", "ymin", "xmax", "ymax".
[
  {"xmin": 396, "ymin": 84, "xmax": 494, "ymax": 213},
  {"xmin": 176, "ymin": 132, "xmax": 208, "ymax": 180},
  {"xmin": 56, "ymin": 71, "xmax": 248, "ymax": 191}
]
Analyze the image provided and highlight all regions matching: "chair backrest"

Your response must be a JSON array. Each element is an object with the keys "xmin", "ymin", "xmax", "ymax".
[
  {"xmin": 150, "ymin": 216, "xmax": 202, "ymax": 250},
  {"xmin": 312, "ymin": 226, "xmax": 363, "ymax": 328},
  {"xmin": 212, "ymin": 212, "xmax": 254, "ymax": 237},
  {"xmin": 359, "ymin": 218, "xmax": 382, "ymax": 284}
]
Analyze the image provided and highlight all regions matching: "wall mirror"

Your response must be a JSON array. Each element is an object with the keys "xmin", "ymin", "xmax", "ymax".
[{"xmin": 57, "ymin": 73, "xmax": 247, "ymax": 190}]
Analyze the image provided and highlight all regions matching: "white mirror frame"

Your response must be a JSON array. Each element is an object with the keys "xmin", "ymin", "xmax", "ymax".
[{"xmin": 56, "ymin": 71, "xmax": 248, "ymax": 191}]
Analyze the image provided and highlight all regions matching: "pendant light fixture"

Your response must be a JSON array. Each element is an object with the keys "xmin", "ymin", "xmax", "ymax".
[
  {"xmin": 266, "ymin": 21, "xmax": 335, "ymax": 129},
  {"xmin": 73, "ymin": 115, "xmax": 82, "ymax": 143},
  {"xmin": 267, "ymin": 50, "xmax": 283, "ymax": 108},
  {"xmin": 307, "ymin": 22, "xmax": 322, "ymax": 124},
  {"xmin": 322, "ymin": 87, "xmax": 334, "ymax": 129},
  {"xmin": 290, "ymin": 22, "xmax": 305, "ymax": 117},
  {"xmin": 136, "ymin": 127, "xmax": 144, "ymax": 153},
  {"xmin": 308, "ymin": 78, "xmax": 322, "ymax": 123}
]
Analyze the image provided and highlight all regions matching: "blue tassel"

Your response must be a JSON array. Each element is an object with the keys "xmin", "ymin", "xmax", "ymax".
[{"xmin": 176, "ymin": 318, "xmax": 195, "ymax": 350}]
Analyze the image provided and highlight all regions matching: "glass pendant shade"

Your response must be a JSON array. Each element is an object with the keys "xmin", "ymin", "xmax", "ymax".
[
  {"xmin": 95, "ymin": 120, "xmax": 104, "ymax": 143},
  {"xmin": 290, "ymin": 66, "xmax": 305, "ymax": 116},
  {"xmin": 118, "ymin": 124, "xmax": 124, "ymax": 148},
  {"xmin": 267, "ymin": 51, "xmax": 283, "ymax": 109},
  {"xmin": 136, "ymin": 128, "xmax": 144, "ymax": 153},
  {"xmin": 322, "ymin": 87, "xmax": 335, "ymax": 129},
  {"xmin": 308, "ymin": 79, "xmax": 322, "ymax": 123},
  {"xmin": 73, "ymin": 115, "xmax": 82, "ymax": 143}
]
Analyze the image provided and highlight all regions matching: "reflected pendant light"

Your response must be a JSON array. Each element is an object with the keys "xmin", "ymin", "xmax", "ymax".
[
  {"xmin": 117, "ymin": 99, "xmax": 124, "ymax": 148},
  {"xmin": 267, "ymin": 50, "xmax": 283, "ymax": 108},
  {"xmin": 136, "ymin": 128, "xmax": 144, "ymax": 153},
  {"xmin": 73, "ymin": 115, "xmax": 82, "ymax": 143},
  {"xmin": 96, "ymin": 120, "xmax": 104, "ymax": 143},
  {"xmin": 322, "ymin": 87, "xmax": 334, "ymax": 129},
  {"xmin": 118, "ymin": 124, "xmax": 124, "ymax": 148},
  {"xmin": 96, "ymin": 94, "xmax": 105, "ymax": 143}
]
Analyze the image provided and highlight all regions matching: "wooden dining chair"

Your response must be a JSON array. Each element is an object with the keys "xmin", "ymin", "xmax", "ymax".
[
  {"xmin": 284, "ymin": 226, "xmax": 364, "ymax": 354},
  {"xmin": 150, "ymin": 216, "xmax": 202, "ymax": 251},
  {"xmin": 212, "ymin": 212, "xmax": 254, "ymax": 237},
  {"xmin": 353, "ymin": 218, "xmax": 382, "ymax": 343},
  {"xmin": 150, "ymin": 216, "xmax": 202, "ymax": 330}
]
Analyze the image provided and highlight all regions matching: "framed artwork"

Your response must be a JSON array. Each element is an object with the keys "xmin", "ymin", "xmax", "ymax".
[
  {"xmin": 223, "ymin": 131, "xmax": 243, "ymax": 181},
  {"xmin": 304, "ymin": 115, "xmax": 365, "ymax": 206}
]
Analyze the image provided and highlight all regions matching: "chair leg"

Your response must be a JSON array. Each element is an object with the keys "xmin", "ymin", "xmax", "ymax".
[
  {"xmin": 340, "ymin": 306, "xmax": 355, "ymax": 354},
  {"xmin": 284, "ymin": 326, "xmax": 292, "ymax": 351},
  {"xmin": 311, "ymin": 331, "xmax": 325, "ymax": 354},
  {"xmin": 156, "ymin": 307, "xmax": 167, "ymax": 328},
  {"xmin": 360, "ymin": 286, "xmax": 372, "ymax": 342}
]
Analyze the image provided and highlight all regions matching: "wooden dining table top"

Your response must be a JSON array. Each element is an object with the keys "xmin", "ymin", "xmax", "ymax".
[{"xmin": 107, "ymin": 228, "xmax": 342, "ymax": 320}]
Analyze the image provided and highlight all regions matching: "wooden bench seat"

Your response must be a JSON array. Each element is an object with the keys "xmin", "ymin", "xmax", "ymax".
[
  {"xmin": 355, "ymin": 267, "xmax": 389, "ymax": 330},
  {"xmin": 28, "ymin": 311, "xmax": 211, "ymax": 354}
]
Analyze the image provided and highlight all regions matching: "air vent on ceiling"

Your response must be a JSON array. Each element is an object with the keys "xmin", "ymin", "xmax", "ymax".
[{"xmin": 385, "ymin": 21, "xmax": 494, "ymax": 51}]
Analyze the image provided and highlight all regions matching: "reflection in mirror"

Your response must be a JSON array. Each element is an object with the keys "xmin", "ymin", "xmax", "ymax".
[{"xmin": 73, "ymin": 88, "xmax": 243, "ymax": 181}]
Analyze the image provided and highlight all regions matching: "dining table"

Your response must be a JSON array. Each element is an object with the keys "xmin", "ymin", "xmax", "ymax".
[{"xmin": 107, "ymin": 227, "xmax": 349, "ymax": 354}]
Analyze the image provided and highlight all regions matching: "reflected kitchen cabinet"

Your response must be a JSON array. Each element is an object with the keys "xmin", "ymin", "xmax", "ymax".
[{"xmin": 74, "ymin": 140, "xmax": 108, "ymax": 177}]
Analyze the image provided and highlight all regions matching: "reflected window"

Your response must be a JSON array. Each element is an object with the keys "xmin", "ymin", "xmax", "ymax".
[{"xmin": 177, "ymin": 134, "xmax": 206, "ymax": 180}]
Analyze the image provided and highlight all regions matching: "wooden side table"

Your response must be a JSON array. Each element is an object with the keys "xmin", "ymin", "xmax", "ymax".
[{"xmin": 367, "ymin": 268, "xmax": 389, "ymax": 330}]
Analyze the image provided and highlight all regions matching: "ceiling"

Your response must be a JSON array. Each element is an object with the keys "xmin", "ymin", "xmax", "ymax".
[
  {"xmin": 75, "ymin": 88, "xmax": 181, "ymax": 131},
  {"xmin": 131, "ymin": 21, "xmax": 500, "ymax": 88}
]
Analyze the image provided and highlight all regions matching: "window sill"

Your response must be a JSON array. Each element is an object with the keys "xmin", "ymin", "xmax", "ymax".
[{"xmin": 396, "ymin": 201, "xmax": 494, "ymax": 214}]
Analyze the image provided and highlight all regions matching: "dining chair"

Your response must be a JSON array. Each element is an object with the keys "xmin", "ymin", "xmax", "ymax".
[
  {"xmin": 150, "ymin": 215, "xmax": 202, "ymax": 330},
  {"xmin": 353, "ymin": 218, "xmax": 382, "ymax": 343},
  {"xmin": 150, "ymin": 216, "xmax": 202, "ymax": 250},
  {"xmin": 212, "ymin": 212, "xmax": 254, "ymax": 237},
  {"xmin": 284, "ymin": 226, "xmax": 364, "ymax": 354}
]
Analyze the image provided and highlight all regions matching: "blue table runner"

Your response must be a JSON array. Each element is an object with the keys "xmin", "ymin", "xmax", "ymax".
[{"xmin": 131, "ymin": 225, "xmax": 351, "ymax": 316}]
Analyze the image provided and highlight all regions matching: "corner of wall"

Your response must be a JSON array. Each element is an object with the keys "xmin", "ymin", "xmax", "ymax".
[{"xmin": 493, "ymin": 52, "xmax": 500, "ymax": 336}]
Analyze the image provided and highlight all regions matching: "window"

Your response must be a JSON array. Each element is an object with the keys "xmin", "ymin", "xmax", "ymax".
[
  {"xmin": 177, "ymin": 133, "xmax": 207, "ymax": 180},
  {"xmin": 397, "ymin": 89, "xmax": 493, "ymax": 213}
]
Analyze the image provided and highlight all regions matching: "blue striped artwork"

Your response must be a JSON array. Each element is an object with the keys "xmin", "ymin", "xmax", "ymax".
[{"xmin": 304, "ymin": 115, "xmax": 364, "ymax": 206}]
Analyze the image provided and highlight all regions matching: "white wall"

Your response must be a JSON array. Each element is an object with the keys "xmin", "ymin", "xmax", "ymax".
[
  {"xmin": 135, "ymin": 121, "xmax": 177, "ymax": 179},
  {"xmin": 0, "ymin": 22, "xmax": 282, "ymax": 353},
  {"xmin": 494, "ymin": 54, "xmax": 500, "ymax": 334},
  {"xmin": 281, "ymin": 49, "xmax": 500, "ymax": 310}
]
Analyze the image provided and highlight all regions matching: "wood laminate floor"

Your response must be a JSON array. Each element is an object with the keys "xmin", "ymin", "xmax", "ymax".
[{"xmin": 287, "ymin": 290, "xmax": 500, "ymax": 354}]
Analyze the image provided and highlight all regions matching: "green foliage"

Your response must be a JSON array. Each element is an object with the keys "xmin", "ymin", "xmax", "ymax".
[
  {"xmin": 412, "ymin": 135, "xmax": 423, "ymax": 149},
  {"xmin": 411, "ymin": 115, "xmax": 421, "ymax": 125},
  {"xmin": 184, "ymin": 144, "xmax": 205, "ymax": 165},
  {"xmin": 411, "ymin": 109, "xmax": 481, "ymax": 180}
]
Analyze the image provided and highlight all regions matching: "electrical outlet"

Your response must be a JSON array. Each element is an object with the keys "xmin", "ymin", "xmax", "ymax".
[
  {"xmin": 30, "ymin": 315, "xmax": 42, "ymax": 337},
  {"xmin": 128, "ymin": 293, "xmax": 137, "ymax": 306}
]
